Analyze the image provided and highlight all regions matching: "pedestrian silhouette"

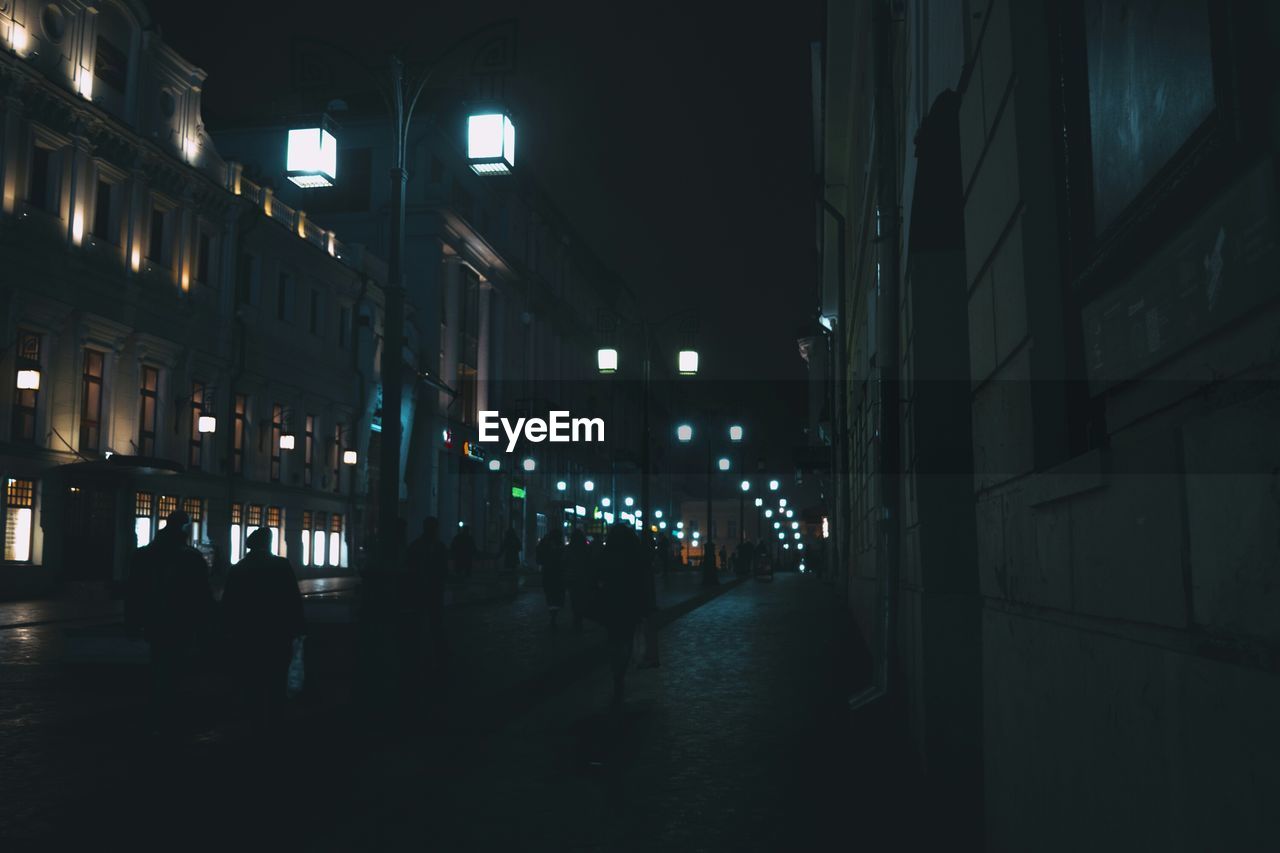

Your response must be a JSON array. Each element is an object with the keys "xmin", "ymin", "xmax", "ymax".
[
  {"xmin": 537, "ymin": 530, "xmax": 566, "ymax": 629},
  {"xmin": 451, "ymin": 524, "xmax": 476, "ymax": 579},
  {"xmin": 405, "ymin": 516, "xmax": 450, "ymax": 676},
  {"xmin": 601, "ymin": 523, "xmax": 650, "ymax": 710},
  {"xmin": 221, "ymin": 527, "xmax": 305, "ymax": 731},
  {"xmin": 500, "ymin": 523, "xmax": 522, "ymax": 573},
  {"xmin": 126, "ymin": 510, "xmax": 215, "ymax": 736},
  {"xmin": 565, "ymin": 528, "xmax": 592, "ymax": 631}
]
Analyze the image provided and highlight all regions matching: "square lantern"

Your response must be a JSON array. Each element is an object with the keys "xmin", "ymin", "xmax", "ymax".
[
  {"xmin": 597, "ymin": 348, "xmax": 618, "ymax": 374},
  {"xmin": 676, "ymin": 424, "xmax": 693, "ymax": 443},
  {"xmin": 467, "ymin": 111, "xmax": 516, "ymax": 175},
  {"xmin": 279, "ymin": 434, "xmax": 296, "ymax": 450},
  {"xmin": 15, "ymin": 368, "xmax": 40, "ymax": 390},
  {"xmin": 287, "ymin": 123, "xmax": 338, "ymax": 188},
  {"xmin": 678, "ymin": 350, "xmax": 699, "ymax": 375},
  {"xmin": 198, "ymin": 415, "xmax": 217, "ymax": 434},
  {"xmin": 343, "ymin": 450, "xmax": 359, "ymax": 465},
  {"xmin": 728, "ymin": 424, "xmax": 744, "ymax": 442}
]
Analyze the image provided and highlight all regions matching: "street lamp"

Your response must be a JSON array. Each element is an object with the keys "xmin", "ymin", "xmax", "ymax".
[
  {"xmin": 344, "ymin": 450, "xmax": 360, "ymax": 465},
  {"xmin": 602, "ymin": 497, "xmax": 612, "ymax": 508},
  {"xmin": 556, "ymin": 480, "xmax": 567, "ymax": 492},
  {"xmin": 676, "ymin": 423, "xmax": 693, "ymax": 443},
  {"xmin": 466, "ymin": 109, "xmax": 516, "ymax": 175},
  {"xmin": 596, "ymin": 348, "xmax": 618, "ymax": 374},
  {"xmin": 678, "ymin": 349, "xmax": 700, "ymax": 375},
  {"xmin": 740, "ymin": 480, "xmax": 750, "ymax": 492},
  {"xmin": 729, "ymin": 424, "xmax": 744, "ymax": 442},
  {"xmin": 584, "ymin": 480, "xmax": 595, "ymax": 492},
  {"xmin": 765, "ymin": 509, "xmax": 774, "ymax": 518},
  {"xmin": 15, "ymin": 366, "xmax": 39, "ymax": 390},
  {"xmin": 487, "ymin": 459, "xmax": 501, "ymax": 471},
  {"xmin": 717, "ymin": 457, "xmax": 731, "ymax": 472},
  {"xmin": 286, "ymin": 120, "xmax": 338, "ymax": 188},
  {"xmin": 523, "ymin": 458, "xmax": 536, "ymax": 472},
  {"xmin": 198, "ymin": 415, "xmax": 217, "ymax": 434},
  {"xmin": 624, "ymin": 496, "xmax": 634, "ymax": 507},
  {"xmin": 754, "ymin": 497, "xmax": 763, "ymax": 507},
  {"xmin": 769, "ymin": 479, "xmax": 780, "ymax": 491},
  {"xmin": 779, "ymin": 498, "xmax": 788, "ymax": 508}
]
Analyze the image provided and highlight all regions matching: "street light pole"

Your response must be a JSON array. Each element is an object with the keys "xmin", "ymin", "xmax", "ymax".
[{"xmin": 377, "ymin": 55, "xmax": 408, "ymax": 575}]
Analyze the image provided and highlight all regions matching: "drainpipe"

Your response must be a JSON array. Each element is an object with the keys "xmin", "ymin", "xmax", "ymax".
[{"xmin": 849, "ymin": 0, "xmax": 901, "ymax": 713}]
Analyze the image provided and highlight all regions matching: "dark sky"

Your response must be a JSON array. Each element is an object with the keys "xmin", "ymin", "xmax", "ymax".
[{"xmin": 155, "ymin": 0, "xmax": 823, "ymax": 454}]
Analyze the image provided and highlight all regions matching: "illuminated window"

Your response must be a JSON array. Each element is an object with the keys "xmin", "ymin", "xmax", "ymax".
[
  {"xmin": 183, "ymin": 497, "xmax": 203, "ymax": 546},
  {"xmin": 266, "ymin": 506, "xmax": 283, "ymax": 557},
  {"xmin": 134, "ymin": 491, "xmax": 154, "ymax": 547},
  {"xmin": 311, "ymin": 511, "xmax": 326, "ymax": 567},
  {"xmin": 230, "ymin": 502, "xmax": 243, "ymax": 563},
  {"xmin": 300, "ymin": 510, "xmax": 313, "ymax": 566},
  {"xmin": 246, "ymin": 504, "xmax": 263, "ymax": 552},
  {"xmin": 4, "ymin": 478, "xmax": 35, "ymax": 562},
  {"xmin": 138, "ymin": 366, "xmax": 158, "ymax": 455},
  {"xmin": 12, "ymin": 331, "xmax": 41, "ymax": 444},
  {"xmin": 189, "ymin": 381, "xmax": 204, "ymax": 469},
  {"xmin": 329, "ymin": 513, "xmax": 344, "ymax": 567},
  {"xmin": 156, "ymin": 495, "xmax": 177, "ymax": 528},
  {"xmin": 80, "ymin": 350, "xmax": 104, "ymax": 453}
]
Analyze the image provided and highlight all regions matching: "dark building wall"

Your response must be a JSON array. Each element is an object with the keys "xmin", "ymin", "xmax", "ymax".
[{"xmin": 824, "ymin": 0, "xmax": 1280, "ymax": 846}]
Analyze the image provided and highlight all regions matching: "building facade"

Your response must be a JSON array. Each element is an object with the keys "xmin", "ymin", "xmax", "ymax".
[
  {"xmin": 820, "ymin": 0, "xmax": 1280, "ymax": 847},
  {"xmin": 0, "ymin": 0, "xmax": 395, "ymax": 597}
]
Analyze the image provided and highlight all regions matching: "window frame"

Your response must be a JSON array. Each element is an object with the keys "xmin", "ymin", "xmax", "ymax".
[{"xmin": 79, "ymin": 349, "xmax": 105, "ymax": 454}]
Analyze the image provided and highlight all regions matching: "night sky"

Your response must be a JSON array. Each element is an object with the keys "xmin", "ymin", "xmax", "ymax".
[{"xmin": 155, "ymin": 0, "xmax": 823, "ymax": 458}]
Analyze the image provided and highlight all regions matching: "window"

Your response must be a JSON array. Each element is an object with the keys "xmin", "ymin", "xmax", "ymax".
[
  {"xmin": 236, "ymin": 254, "xmax": 260, "ymax": 305},
  {"xmin": 92, "ymin": 179, "xmax": 114, "ymax": 241},
  {"xmin": 230, "ymin": 502, "xmax": 243, "ymax": 563},
  {"xmin": 27, "ymin": 144, "xmax": 56, "ymax": 212},
  {"xmin": 5, "ymin": 479, "xmax": 35, "ymax": 562},
  {"xmin": 79, "ymin": 350, "xmax": 104, "ymax": 453},
  {"xmin": 188, "ymin": 381, "xmax": 204, "ymax": 469},
  {"xmin": 11, "ymin": 331, "xmax": 40, "ymax": 443},
  {"xmin": 303, "ymin": 415, "xmax": 315, "ymax": 486},
  {"xmin": 195, "ymin": 230, "xmax": 212, "ymax": 284},
  {"xmin": 332, "ymin": 423, "xmax": 342, "ymax": 492},
  {"xmin": 134, "ymin": 492, "xmax": 153, "ymax": 547},
  {"xmin": 148, "ymin": 205, "xmax": 167, "ymax": 263},
  {"xmin": 232, "ymin": 393, "xmax": 247, "ymax": 474},
  {"xmin": 266, "ymin": 506, "xmax": 283, "ymax": 557},
  {"xmin": 300, "ymin": 510, "xmax": 313, "ymax": 566},
  {"xmin": 276, "ymin": 272, "xmax": 294, "ymax": 322},
  {"xmin": 246, "ymin": 504, "xmax": 264, "ymax": 555},
  {"xmin": 270, "ymin": 404, "xmax": 284, "ymax": 482},
  {"xmin": 94, "ymin": 33, "xmax": 128, "ymax": 94},
  {"xmin": 338, "ymin": 305, "xmax": 351, "ymax": 349},
  {"xmin": 311, "ymin": 511, "xmax": 327, "ymax": 568},
  {"xmin": 138, "ymin": 366, "xmax": 158, "ymax": 455},
  {"xmin": 329, "ymin": 513, "xmax": 346, "ymax": 567},
  {"xmin": 157, "ymin": 495, "xmax": 177, "ymax": 528},
  {"xmin": 183, "ymin": 497, "xmax": 203, "ymax": 547},
  {"xmin": 309, "ymin": 289, "xmax": 320, "ymax": 335}
]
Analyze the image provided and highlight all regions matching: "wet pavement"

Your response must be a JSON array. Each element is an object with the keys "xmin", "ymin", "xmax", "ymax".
[{"xmin": 2, "ymin": 571, "xmax": 927, "ymax": 850}]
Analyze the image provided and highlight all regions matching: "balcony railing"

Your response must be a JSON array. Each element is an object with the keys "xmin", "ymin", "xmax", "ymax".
[{"xmin": 229, "ymin": 165, "xmax": 359, "ymax": 269}]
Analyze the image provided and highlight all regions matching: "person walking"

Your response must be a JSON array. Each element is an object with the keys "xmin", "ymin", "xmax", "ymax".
[
  {"xmin": 500, "ymin": 523, "xmax": 522, "ymax": 573},
  {"xmin": 405, "ymin": 516, "xmax": 450, "ymax": 679},
  {"xmin": 221, "ymin": 527, "xmax": 305, "ymax": 732},
  {"xmin": 565, "ymin": 528, "xmax": 593, "ymax": 631},
  {"xmin": 536, "ymin": 530, "xmax": 567, "ymax": 629},
  {"xmin": 450, "ymin": 524, "xmax": 476, "ymax": 580},
  {"xmin": 126, "ymin": 510, "xmax": 215, "ymax": 736},
  {"xmin": 600, "ymin": 523, "xmax": 649, "ymax": 711}
]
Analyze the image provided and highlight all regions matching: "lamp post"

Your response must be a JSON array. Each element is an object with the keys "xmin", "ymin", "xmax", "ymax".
[
  {"xmin": 677, "ymin": 420, "xmax": 743, "ymax": 583},
  {"xmin": 595, "ymin": 309, "xmax": 698, "ymax": 535},
  {"xmin": 289, "ymin": 24, "xmax": 517, "ymax": 577}
]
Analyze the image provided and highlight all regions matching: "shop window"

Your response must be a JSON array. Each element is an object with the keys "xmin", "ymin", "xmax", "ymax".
[
  {"xmin": 230, "ymin": 502, "xmax": 243, "ymax": 563},
  {"xmin": 188, "ymin": 381, "xmax": 204, "ymax": 469},
  {"xmin": 232, "ymin": 394, "xmax": 247, "ymax": 474},
  {"xmin": 300, "ymin": 510, "xmax": 313, "ymax": 566},
  {"xmin": 329, "ymin": 513, "xmax": 345, "ymax": 567},
  {"xmin": 5, "ymin": 478, "xmax": 35, "ymax": 562},
  {"xmin": 303, "ymin": 415, "xmax": 314, "ymax": 487},
  {"xmin": 134, "ymin": 491, "xmax": 154, "ymax": 547},
  {"xmin": 266, "ymin": 506, "xmax": 284, "ymax": 557},
  {"xmin": 245, "ymin": 504, "xmax": 263, "ymax": 551},
  {"xmin": 183, "ymin": 497, "xmax": 203, "ymax": 546},
  {"xmin": 156, "ymin": 495, "xmax": 177, "ymax": 528},
  {"xmin": 311, "ymin": 511, "xmax": 326, "ymax": 567}
]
